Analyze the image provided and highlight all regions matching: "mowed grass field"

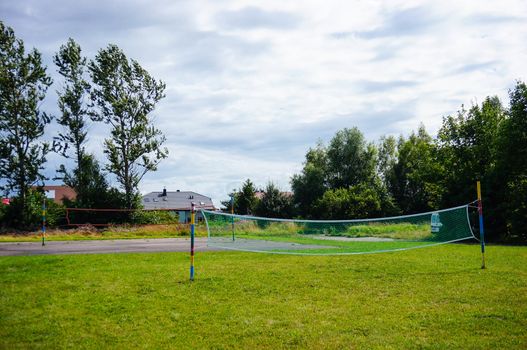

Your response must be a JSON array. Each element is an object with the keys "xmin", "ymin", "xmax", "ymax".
[{"xmin": 1, "ymin": 244, "xmax": 526, "ymax": 349}]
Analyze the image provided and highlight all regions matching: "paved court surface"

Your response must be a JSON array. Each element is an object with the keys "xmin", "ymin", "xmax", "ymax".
[{"xmin": 0, "ymin": 238, "xmax": 216, "ymax": 256}]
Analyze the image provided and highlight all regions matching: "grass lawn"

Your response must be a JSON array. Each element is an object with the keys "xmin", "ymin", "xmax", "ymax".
[
  {"xmin": 0, "ymin": 224, "xmax": 208, "ymax": 242},
  {"xmin": 1, "ymin": 244, "xmax": 526, "ymax": 349}
]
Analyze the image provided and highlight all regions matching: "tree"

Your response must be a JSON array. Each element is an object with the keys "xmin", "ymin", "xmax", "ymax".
[
  {"xmin": 0, "ymin": 21, "xmax": 53, "ymax": 227},
  {"xmin": 89, "ymin": 44, "xmax": 168, "ymax": 208},
  {"xmin": 53, "ymin": 38, "xmax": 93, "ymax": 205},
  {"xmin": 326, "ymin": 127, "xmax": 377, "ymax": 189},
  {"xmin": 291, "ymin": 142, "xmax": 328, "ymax": 218},
  {"xmin": 61, "ymin": 153, "xmax": 124, "ymax": 208},
  {"xmin": 496, "ymin": 81, "xmax": 527, "ymax": 240},
  {"xmin": 236, "ymin": 179, "xmax": 258, "ymax": 214},
  {"xmin": 388, "ymin": 125, "xmax": 442, "ymax": 213},
  {"xmin": 437, "ymin": 98, "xmax": 504, "ymax": 205},
  {"xmin": 436, "ymin": 97, "xmax": 505, "ymax": 239},
  {"xmin": 377, "ymin": 135, "xmax": 397, "ymax": 186},
  {"xmin": 254, "ymin": 182, "xmax": 293, "ymax": 218},
  {"xmin": 315, "ymin": 184, "xmax": 383, "ymax": 220}
]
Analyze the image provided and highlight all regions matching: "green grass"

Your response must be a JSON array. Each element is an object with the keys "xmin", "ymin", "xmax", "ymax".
[
  {"xmin": 227, "ymin": 233, "xmax": 435, "ymax": 254},
  {"xmin": 0, "ymin": 224, "xmax": 209, "ymax": 242},
  {"xmin": 1, "ymin": 244, "xmax": 526, "ymax": 349},
  {"xmin": 341, "ymin": 222, "xmax": 431, "ymax": 240}
]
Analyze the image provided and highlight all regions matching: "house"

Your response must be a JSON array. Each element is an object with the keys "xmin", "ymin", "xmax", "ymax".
[
  {"xmin": 141, "ymin": 189, "xmax": 215, "ymax": 223},
  {"xmin": 41, "ymin": 185, "xmax": 77, "ymax": 204}
]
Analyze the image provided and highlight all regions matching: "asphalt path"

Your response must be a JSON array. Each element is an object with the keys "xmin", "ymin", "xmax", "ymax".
[{"xmin": 0, "ymin": 238, "xmax": 218, "ymax": 256}]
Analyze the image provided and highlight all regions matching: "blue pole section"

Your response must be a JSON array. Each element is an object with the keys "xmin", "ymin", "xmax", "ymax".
[
  {"xmin": 41, "ymin": 198, "xmax": 46, "ymax": 246},
  {"xmin": 190, "ymin": 202, "xmax": 195, "ymax": 281},
  {"xmin": 477, "ymin": 181, "xmax": 486, "ymax": 269},
  {"xmin": 230, "ymin": 194, "xmax": 235, "ymax": 241}
]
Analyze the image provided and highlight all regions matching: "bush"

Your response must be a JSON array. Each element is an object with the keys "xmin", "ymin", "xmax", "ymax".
[{"xmin": 0, "ymin": 190, "xmax": 65, "ymax": 230}]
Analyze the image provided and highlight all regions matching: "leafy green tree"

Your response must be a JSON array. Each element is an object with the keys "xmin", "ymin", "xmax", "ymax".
[
  {"xmin": 254, "ymin": 182, "xmax": 293, "ymax": 218},
  {"xmin": 236, "ymin": 179, "xmax": 258, "ymax": 215},
  {"xmin": 315, "ymin": 184, "xmax": 383, "ymax": 220},
  {"xmin": 327, "ymin": 127, "xmax": 377, "ymax": 188},
  {"xmin": 388, "ymin": 125, "xmax": 442, "ymax": 213},
  {"xmin": 377, "ymin": 135, "xmax": 397, "ymax": 186},
  {"xmin": 436, "ymin": 97, "xmax": 505, "ymax": 239},
  {"xmin": 89, "ymin": 44, "xmax": 168, "ymax": 208},
  {"xmin": 53, "ymin": 38, "xmax": 93, "ymax": 205},
  {"xmin": 220, "ymin": 190, "xmax": 236, "ymax": 212},
  {"xmin": 437, "ymin": 98, "xmax": 504, "ymax": 205},
  {"xmin": 0, "ymin": 22, "xmax": 53, "ymax": 227},
  {"xmin": 496, "ymin": 81, "xmax": 527, "ymax": 240},
  {"xmin": 291, "ymin": 143, "xmax": 328, "ymax": 218},
  {"xmin": 0, "ymin": 189, "xmax": 64, "ymax": 230},
  {"xmin": 61, "ymin": 153, "xmax": 125, "ymax": 209}
]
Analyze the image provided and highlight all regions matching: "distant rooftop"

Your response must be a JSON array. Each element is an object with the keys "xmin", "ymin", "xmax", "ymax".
[{"xmin": 142, "ymin": 190, "xmax": 214, "ymax": 211}]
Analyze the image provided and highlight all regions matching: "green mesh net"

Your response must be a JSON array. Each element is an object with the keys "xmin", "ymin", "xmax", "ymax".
[{"xmin": 202, "ymin": 203, "xmax": 478, "ymax": 255}]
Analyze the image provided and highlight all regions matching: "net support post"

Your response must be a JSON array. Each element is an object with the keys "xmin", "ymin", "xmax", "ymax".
[
  {"xmin": 230, "ymin": 194, "xmax": 235, "ymax": 241},
  {"xmin": 190, "ymin": 202, "xmax": 195, "ymax": 281},
  {"xmin": 41, "ymin": 198, "xmax": 46, "ymax": 246},
  {"xmin": 477, "ymin": 181, "xmax": 486, "ymax": 269}
]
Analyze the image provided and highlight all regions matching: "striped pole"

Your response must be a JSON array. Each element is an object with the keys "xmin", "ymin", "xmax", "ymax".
[
  {"xmin": 477, "ymin": 181, "xmax": 486, "ymax": 269},
  {"xmin": 41, "ymin": 198, "xmax": 46, "ymax": 246},
  {"xmin": 230, "ymin": 194, "xmax": 235, "ymax": 241},
  {"xmin": 190, "ymin": 202, "xmax": 195, "ymax": 281}
]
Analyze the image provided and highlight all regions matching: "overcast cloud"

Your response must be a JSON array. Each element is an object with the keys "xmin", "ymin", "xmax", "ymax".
[{"xmin": 2, "ymin": 0, "xmax": 526, "ymax": 207}]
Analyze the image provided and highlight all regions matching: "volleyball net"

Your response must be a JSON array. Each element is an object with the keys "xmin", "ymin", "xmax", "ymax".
[{"xmin": 201, "ymin": 203, "xmax": 479, "ymax": 255}]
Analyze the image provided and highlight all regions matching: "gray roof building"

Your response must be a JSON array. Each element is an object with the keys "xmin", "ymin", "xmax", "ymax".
[{"xmin": 142, "ymin": 189, "xmax": 215, "ymax": 211}]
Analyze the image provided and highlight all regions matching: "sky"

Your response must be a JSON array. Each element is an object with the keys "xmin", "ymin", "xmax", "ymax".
[{"xmin": 2, "ymin": 0, "xmax": 526, "ymax": 207}]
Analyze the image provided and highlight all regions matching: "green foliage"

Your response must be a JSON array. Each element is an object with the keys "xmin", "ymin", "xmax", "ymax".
[
  {"xmin": 129, "ymin": 210, "xmax": 179, "ymax": 225},
  {"xmin": 342, "ymin": 223, "xmax": 431, "ymax": 240},
  {"xmin": 237, "ymin": 179, "xmax": 258, "ymax": 214},
  {"xmin": 291, "ymin": 143, "xmax": 328, "ymax": 218},
  {"xmin": 437, "ymin": 98, "xmax": 504, "ymax": 204},
  {"xmin": 53, "ymin": 38, "xmax": 95, "ymax": 206},
  {"xmin": 0, "ymin": 190, "xmax": 64, "ymax": 230},
  {"xmin": 89, "ymin": 44, "xmax": 168, "ymax": 208},
  {"xmin": 0, "ymin": 21, "xmax": 53, "ymax": 227},
  {"xmin": 387, "ymin": 125, "xmax": 442, "ymax": 213},
  {"xmin": 222, "ymin": 179, "xmax": 259, "ymax": 214},
  {"xmin": 495, "ymin": 81, "xmax": 527, "ymax": 240},
  {"xmin": 292, "ymin": 130, "xmax": 385, "ymax": 219},
  {"xmin": 327, "ymin": 127, "xmax": 377, "ymax": 188},
  {"xmin": 437, "ymin": 97, "xmax": 507, "ymax": 240},
  {"xmin": 53, "ymin": 38, "xmax": 90, "ymax": 161},
  {"xmin": 254, "ymin": 182, "xmax": 294, "ymax": 218},
  {"xmin": 61, "ymin": 153, "xmax": 126, "ymax": 209},
  {"xmin": 315, "ymin": 184, "xmax": 383, "ymax": 219}
]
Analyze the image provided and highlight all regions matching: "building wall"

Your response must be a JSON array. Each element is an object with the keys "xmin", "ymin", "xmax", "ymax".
[{"xmin": 42, "ymin": 186, "xmax": 77, "ymax": 204}]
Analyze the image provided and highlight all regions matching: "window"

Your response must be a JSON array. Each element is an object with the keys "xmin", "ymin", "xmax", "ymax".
[{"xmin": 144, "ymin": 198, "xmax": 150, "ymax": 202}]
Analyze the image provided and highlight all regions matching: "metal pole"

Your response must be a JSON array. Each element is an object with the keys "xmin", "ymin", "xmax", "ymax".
[
  {"xmin": 190, "ymin": 202, "xmax": 195, "ymax": 281},
  {"xmin": 41, "ymin": 197, "xmax": 46, "ymax": 246},
  {"xmin": 477, "ymin": 181, "xmax": 486, "ymax": 269},
  {"xmin": 230, "ymin": 194, "xmax": 235, "ymax": 241}
]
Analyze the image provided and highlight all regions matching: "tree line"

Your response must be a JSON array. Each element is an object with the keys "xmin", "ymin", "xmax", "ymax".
[
  {"xmin": 0, "ymin": 22, "xmax": 167, "ymax": 228},
  {"xmin": 226, "ymin": 85, "xmax": 527, "ymax": 242}
]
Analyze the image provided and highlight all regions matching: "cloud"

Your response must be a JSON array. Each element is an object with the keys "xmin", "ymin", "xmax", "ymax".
[
  {"xmin": 355, "ymin": 80, "xmax": 420, "ymax": 93},
  {"xmin": 215, "ymin": 6, "xmax": 301, "ymax": 30},
  {"xmin": 466, "ymin": 13, "xmax": 526, "ymax": 25},
  {"xmin": 356, "ymin": 6, "xmax": 438, "ymax": 39},
  {"xmin": 451, "ymin": 61, "xmax": 501, "ymax": 75},
  {"xmin": 1, "ymin": 0, "xmax": 526, "ymax": 207}
]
